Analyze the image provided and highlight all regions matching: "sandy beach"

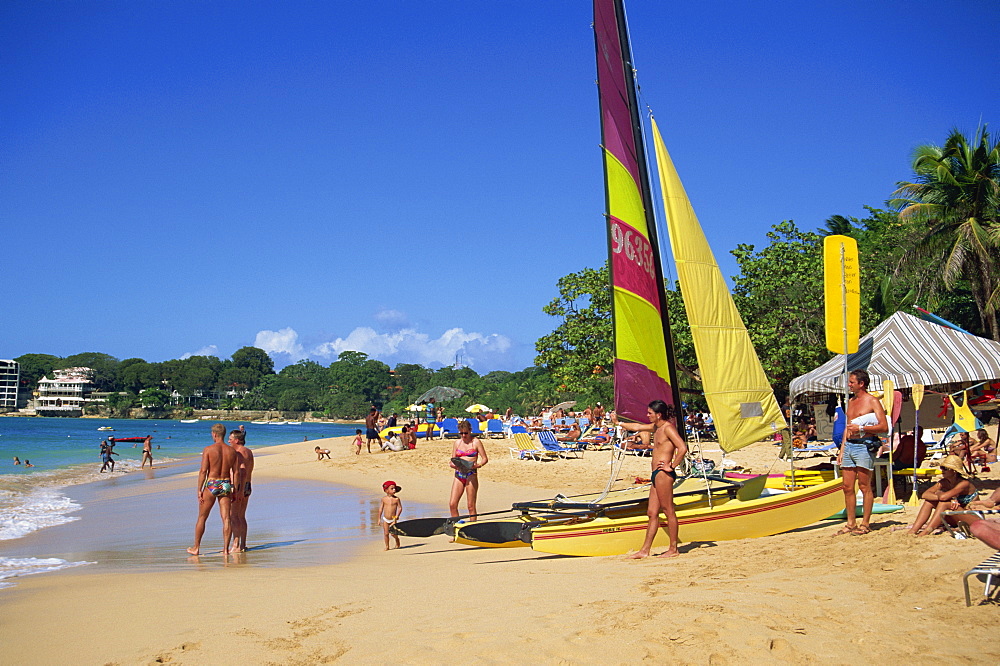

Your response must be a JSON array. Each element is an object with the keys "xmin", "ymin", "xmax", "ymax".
[{"xmin": 2, "ymin": 430, "xmax": 999, "ymax": 665}]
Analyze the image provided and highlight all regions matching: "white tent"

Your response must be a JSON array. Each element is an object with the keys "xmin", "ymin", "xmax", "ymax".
[{"xmin": 789, "ymin": 311, "xmax": 1000, "ymax": 402}]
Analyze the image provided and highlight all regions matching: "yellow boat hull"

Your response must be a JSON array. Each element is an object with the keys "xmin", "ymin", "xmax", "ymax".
[
  {"xmin": 530, "ymin": 479, "xmax": 844, "ymax": 557},
  {"xmin": 454, "ymin": 477, "xmax": 733, "ymax": 549}
]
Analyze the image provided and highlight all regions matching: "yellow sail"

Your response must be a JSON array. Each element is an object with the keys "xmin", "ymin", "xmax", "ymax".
[{"xmin": 652, "ymin": 118, "xmax": 787, "ymax": 452}]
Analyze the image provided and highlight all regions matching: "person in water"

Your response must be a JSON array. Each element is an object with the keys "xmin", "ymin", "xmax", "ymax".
[
  {"xmin": 835, "ymin": 369, "xmax": 888, "ymax": 536},
  {"xmin": 448, "ymin": 420, "xmax": 488, "ymax": 520},
  {"xmin": 13, "ymin": 456, "xmax": 20, "ymax": 465},
  {"xmin": 187, "ymin": 423, "xmax": 238, "ymax": 556},
  {"xmin": 379, "ymin": 481, "xmax": 403, "ymax": 550},
  {"xmin": 228, "ymin": 429, "xmax": 254, "ymax": 553},
  {"xmin": 612, "ymin": 400, "xmax": 688, "ymax": 558}
]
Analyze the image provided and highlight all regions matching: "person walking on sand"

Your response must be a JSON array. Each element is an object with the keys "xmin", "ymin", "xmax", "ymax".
[
  {"xmin": 424, "ymin": 401, "xmax": 436, "ymax": 440},
  {"xmin": 379, "ymin": 481, "xmax": 403, "ymax": 550},
  {"xmin": 141, "ymin": 435, "xmax": 154, "ymax": 468},
  {"xmin": 365, "ymin": 407, "xmax": 382, "ymax": 453},
  {"xmin": 448, "ymin": 420, "xmax": 488, "ymax": 520},
  {"xmin": 352, "ymin": 429, "xmax": 363, "ymax": 455},
  {"xmin": 228, "ymin": 429, "xmax": 254, "ymax": 553},
  {"xmin": 187, "ymin": 423, "xmax": 238, "ymax": 556},
  {"xmin": 612, "ymin": 400, "xmax": 688, "ymax": 559},
  {"xmin": 835, "ymin": 369, "xmax": 888, "ymax": 536}
]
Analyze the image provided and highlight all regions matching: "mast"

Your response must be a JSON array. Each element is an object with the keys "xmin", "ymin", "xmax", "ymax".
[{"xmin": 593, "ymin": 0, "xmax": 685, "ymax": 434}]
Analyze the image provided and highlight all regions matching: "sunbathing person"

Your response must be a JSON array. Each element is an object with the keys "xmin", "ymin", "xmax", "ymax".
[
  {"xmin": 557, "ymin": 423, "xmax": 582, "ymax": 442},
  {"xmin": 971, "ymin": 429, "xmax": 997, "ymax": 465},
  {"xmin": 897, "ymin": 455, "xmax": 977, "ymax": 536}
]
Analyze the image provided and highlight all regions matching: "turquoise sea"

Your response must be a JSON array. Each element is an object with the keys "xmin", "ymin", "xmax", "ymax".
[{"xmin": 0, "ymin": 417, "xmax": 429, "ymax": 589}]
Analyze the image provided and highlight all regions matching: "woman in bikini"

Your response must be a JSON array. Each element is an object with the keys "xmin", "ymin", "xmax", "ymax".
[
  {"xmin": 448, "ymin": 420, "xmax": 488, "ymax": 520},
  {"xmin": 971, "ymin": 428, "xmax": 997, "ymax": 465},
  {"xmin": 898, "ymin": 454, "xmax": 977, "ymax": 536}
]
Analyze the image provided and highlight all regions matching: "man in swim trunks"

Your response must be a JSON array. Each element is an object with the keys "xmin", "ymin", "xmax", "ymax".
[
  {"xmin": 228, "ymin": 429, "xmax": 254, "ymax": 553},
  {"xmin": 141, "ymin": 435, "xmax": 154, "ymax": 469},
  {"xmin": 612, "ymin": 399, "xmax": 688, "ymax": 558},
  {"xmin": 188, "ymin": 423, "xmax": 238, "ymax": 556},
  {"xmin": 836, "ymin": 369, "xmax": 888, "ymax": 536},
  {"xmin": 424, "ymin": 401, "xmax": 436, "ymax": 440},
  {"xmin": 365, "ymin": 406, "xmax": 382, "ymax": 453}
]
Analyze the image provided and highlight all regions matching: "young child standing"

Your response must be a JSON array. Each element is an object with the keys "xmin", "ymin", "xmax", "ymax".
[
  {"xmin": 353, "ymin": 429, "xmax": 363, "ymax": 455},
  {"xmin": 379, "ymin": 481, "xmax": 402, "ymax": 550}
]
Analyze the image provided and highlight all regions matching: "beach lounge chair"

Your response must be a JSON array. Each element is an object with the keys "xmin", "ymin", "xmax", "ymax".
[
  {"xmin": 510, "ymin": 425, "xmax": 528, "ymax": 435},
  {"xmin": 959, "ymin": 546, "xmax": 1000, "ymax": 606},
  {"xmin": 508, "ymin": 433, "xmax": 558, "ymax": 461},
  {"xmin": 485, "ymin": 418, "xmax": 505, "ymax": 438},
  {"xmin": 537, "ymin": 430, "xmax": 584, "ymax": 458},
  {"xmin": 466, "ymin": 419, "xmax": 484, "ymax": 436},
  {"xmin": 439, "ymin": 418, "xmax": 460, "ymax": 438}
]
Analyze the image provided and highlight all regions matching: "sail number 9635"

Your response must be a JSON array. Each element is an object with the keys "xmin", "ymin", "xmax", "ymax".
[{"xmin": 610, "ymin": 221, "xmax": 656, "ymax": 281}]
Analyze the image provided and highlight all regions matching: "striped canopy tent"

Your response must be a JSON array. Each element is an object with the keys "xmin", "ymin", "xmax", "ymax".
[{"xmin": 789, "ymin": 311, "xmax": 1000, "ymax": 402}]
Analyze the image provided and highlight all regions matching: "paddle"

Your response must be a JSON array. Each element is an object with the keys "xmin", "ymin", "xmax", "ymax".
[
  {"xmin": 882, "ymin": 380, "xmax": 897, "ymax": 504},
  {"xmin": 909, "ymin": 384, "xmax": 925, "ymax": 506},
  {"xmin": 392, "ymin": 508, "xmax": 519, "ymax": 538}
]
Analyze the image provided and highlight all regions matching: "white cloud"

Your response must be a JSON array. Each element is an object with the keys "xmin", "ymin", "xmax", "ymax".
[
  {"xmin": 311, "ymin": 326, "xmax": 514, "ymax": 370},
  {"xmin": 254, "ymin": 328, "xmax": 304, "ymax": 359},
  {"xmin": 181, "ymin": 345, "xmax": 219, "ymax": 359},
  {"xmin": 252, "ymin": 323, "xmax": 524, "ymax": 371},
  {"xmin": 373, "ymin": 308, "xmax": 410, "ymax": 330}
]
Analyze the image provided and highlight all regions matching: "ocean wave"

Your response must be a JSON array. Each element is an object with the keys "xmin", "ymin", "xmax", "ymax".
[
  {"xmin": 0, "ymin": 456, "xmax": 182, "ymax": 542},
  {"xmin": 0, "ymin": 556, "xmax": 92, "ymax": 589}
]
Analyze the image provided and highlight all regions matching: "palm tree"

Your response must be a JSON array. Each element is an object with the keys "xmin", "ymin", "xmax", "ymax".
[
  {"xmin": 818, "ymin": 214, "xmax": 858, "ymax": 237},
  {"xmin": 891, "ymin": 127, "xmax": 1000, "ymax": 340}
]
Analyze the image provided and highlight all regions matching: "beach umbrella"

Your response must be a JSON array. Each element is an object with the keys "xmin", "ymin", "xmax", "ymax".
[
  {"xmin": 465, "ymin": 404, "xmax": 490, "ymax": 413},
  {"xmin": 552, "ymin": 400, "xmax": 577, "ymax": 412},
  {"xmin": 415, "ymin": 386, "xmax": 465, "ymax": 404}
]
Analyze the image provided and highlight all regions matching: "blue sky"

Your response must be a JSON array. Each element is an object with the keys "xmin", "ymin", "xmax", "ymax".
[{"xmin": 3, "ymin": 1, "xmax": 998, "ymax": 373}]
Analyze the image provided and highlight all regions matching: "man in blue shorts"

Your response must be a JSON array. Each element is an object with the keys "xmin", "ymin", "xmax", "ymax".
[
  {"xmin": 836, "ymin": 369, "xmax": 888, "ymax": 536},
  {"xmin": 365, "ymin": 406, "xmax": 382, "ymax": 453}
]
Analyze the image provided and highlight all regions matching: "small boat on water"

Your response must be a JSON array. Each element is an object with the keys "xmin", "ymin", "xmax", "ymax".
[
  {"xmin": 286, "ymin": 421, "xmax": 302, "ymax": 425},
  {"xmin": 179, "ymin": 419, "xmax": 198, "ymax": 424},
  {"xmin": 97, "ymin": 426, "xmax": 114, "ymax": 431},
  {"xmin": 267, "ymin": 421, "xmax": 287, "ymax": 425},
  {"xmin": 251, "ymin": 420, "xmax": 268, "ymax": 424}
]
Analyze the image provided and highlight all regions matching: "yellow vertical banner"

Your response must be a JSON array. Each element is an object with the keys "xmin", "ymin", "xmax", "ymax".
[{"xmin": 823, "ymin": 235, "xmax": 860, "ymax": 354}]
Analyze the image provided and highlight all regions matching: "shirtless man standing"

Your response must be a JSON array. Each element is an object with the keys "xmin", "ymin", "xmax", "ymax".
[
  {"xmin": 836, "ymin": 369, "xmax": 888, "ymax": 536},
  {"xmin": 187, "ymin": 423, "xmax": 238, "ymax": 555},
  {"xmin": 613, "ymin": 400, "xmax": 688, "ymax": 558},
  {"xmin": 228, "ymin": 429, "xmax": 254, "ymax": 553},
  {"xmin": 365, "ymin": 406, "xmax": 382, "ymax": 453},
  {"xmin": 141, "ymin": 435, "xmax": 154, "ymax": 469}
]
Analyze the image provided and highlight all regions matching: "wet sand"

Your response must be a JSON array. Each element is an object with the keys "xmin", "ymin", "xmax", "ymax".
[{"xmin": 1, "ymin": 430, "xmax": 998, "ymax": 664}]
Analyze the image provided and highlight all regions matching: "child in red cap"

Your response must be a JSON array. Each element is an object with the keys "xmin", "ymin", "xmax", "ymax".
[{"xmin": 379, "ymin": 481, "xmax": 402, "ymax": 550}]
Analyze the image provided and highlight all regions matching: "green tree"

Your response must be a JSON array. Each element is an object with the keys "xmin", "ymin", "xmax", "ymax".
[
  {"xmin": 892, "ymin": 127, "xmax": 1000, "ymax": 340},
  {"xmin": 120, "ymin": 360, "xmax": 163, "ymax": 394},
  {"xmin": 730, "ymin": 221, "xmax": 828, "ymax": 395},
  {"xmin": 104, "ymin": 391, "xmax": 137, "ymax": 417},
  {"xmin": 13, "ymin": 353, "xmax": 61, "ymax": 389},
  {"xmin": 534, "ymin": 264, "xmax": 613, "ymax": 403},
  {"xmin": 162, "ymin": 356, "xmax": 222, "ymax": 396},
  {"xmin": 138, "ymin": 387, "xmax": 170, "ymax": 409},
  {"xmin": 58, "ymin": 352, "xmax": 120, "ymax": 391}
]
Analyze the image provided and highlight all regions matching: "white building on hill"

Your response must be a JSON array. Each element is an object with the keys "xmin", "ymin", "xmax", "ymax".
[{"xmin": 36, "ymin": 367, "xmax": 95, "ymax": 417}]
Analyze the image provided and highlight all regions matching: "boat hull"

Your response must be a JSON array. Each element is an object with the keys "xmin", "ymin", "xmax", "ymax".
[
  {"xmin": 454, "ymin": 477, "xmax": 735, "ymax": 549},
  {"xmin": 530, "ymin": 478, "xmax": 844, "ymax": 557}
]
